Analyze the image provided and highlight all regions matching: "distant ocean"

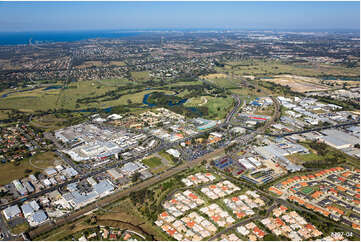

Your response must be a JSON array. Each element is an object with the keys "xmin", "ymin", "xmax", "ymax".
[{"xmin": 0, "ymin": 31, "xmax": 140, "ymax": 45}]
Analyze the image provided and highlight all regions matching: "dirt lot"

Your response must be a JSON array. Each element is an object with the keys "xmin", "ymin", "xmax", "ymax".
[
  {"xmin": 200, "ymin": 73, "xmax": 228, "ymax": 79},
  {"xmin": 261, "ymin": 75, "xmax": 332, "ymax": 93}
]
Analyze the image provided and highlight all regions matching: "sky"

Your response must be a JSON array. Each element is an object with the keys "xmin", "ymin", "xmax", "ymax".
[{"xmin": 0, "ymin": 1, "xmax": 359, "ymax": 32}]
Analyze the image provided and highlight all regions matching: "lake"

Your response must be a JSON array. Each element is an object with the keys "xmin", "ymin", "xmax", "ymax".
[{"xmin": 142, "ymin": 93, "xmax": 188, "ymax": 107}]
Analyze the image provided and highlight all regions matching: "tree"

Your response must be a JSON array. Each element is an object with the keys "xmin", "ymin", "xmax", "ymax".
[
  {"xmin": 131, "ymin": 172, "xmax": 141, "ymax": 183},
  {"xmin": 263, "ymin": 234, "xmax": 279, "ymax": 241}
]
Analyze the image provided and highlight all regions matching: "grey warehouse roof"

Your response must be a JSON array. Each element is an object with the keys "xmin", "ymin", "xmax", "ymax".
[
  {"xmin": 3, "ymin": 205, "xmax": 21, "ymax": 218},
  {"xmin": 30, "ymin": 210, "xmax": 47, "ymax": 224}
]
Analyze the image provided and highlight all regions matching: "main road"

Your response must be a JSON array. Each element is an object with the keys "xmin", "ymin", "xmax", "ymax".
[{"xmin": 224, "ymin": 94, "xmax": 241, "ymax": 124}]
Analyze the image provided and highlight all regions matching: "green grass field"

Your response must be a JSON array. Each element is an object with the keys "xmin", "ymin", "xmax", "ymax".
[
  {"xmin": 158, "ymin": 151, "xmax": 175, "ymax": 164},
  {"xmin": 167, "ymin": 80, "xmax": 204, "ymax": 87},
  {"xmin": 0, "ymin": 79, "xmax": 182, "ymax": 113},
  {"xmin": 205, "ymin": 78, "xmax": 241, "ymax": 88},
  {"xmin": 301, "ymin": 187, "xmax": 314, "ymax": 195},
  {"xmin": 10, "ymin": 222, "xmax": 30, "ymax": 234},
  {"xmin": 95, "ymin": 78, "xmax": 131, "ymax": 87},
  {"xmin": 0, "ymin": 81, "xmax": 114, "ymax": 111},
  {"xmin": 0, "ymin": 110, "xmax": 9, "ymax": 120},
  {"xmin": 142, "ymin": 157, "xmax": 162, "ymax": 168},
  {"xmin": 184, "ymin": 95, "xmax": 233, "ymax": 120},
  {"xmin": 206, "ymin": 96, "xmax": 234, "ymax": 119}
]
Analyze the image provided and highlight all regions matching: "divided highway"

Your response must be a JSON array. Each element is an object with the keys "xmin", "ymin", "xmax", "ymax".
[{"xmin": 224, "ymin": 94, "xmax": 241, "ymax": 124}]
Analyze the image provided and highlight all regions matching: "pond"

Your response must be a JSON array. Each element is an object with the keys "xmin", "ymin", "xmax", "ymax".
[
  {"xmin": 76, "ymin": 106, "xmax": 113, "ymax": 113},
  {"xmin": 142, "ymin": 92, "xmax": 204, "ymax": 116},
  {"xmin": 142, "ymin": 93, "xmax": 188, "ymax": 107},
  {"xmin": 1, "ymin": 87, "xmax": 39, "ymax": 98},
  {"xmin": 43, "ymin": 85, "xmax": 63, "ymax": 90}
]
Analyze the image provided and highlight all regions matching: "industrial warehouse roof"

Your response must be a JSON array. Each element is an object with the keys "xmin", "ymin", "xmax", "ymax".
[
  {"xmin": 121, "ymin": 162, "xmax": 144, "ymax": 173},
  {"xmin": 321, "ymin": 129, "xmax": 359, "ymax": 147},
  {"xmin": 93, "ymin": 180, "xmax": 114, "ymax": 195},
  {"xmin": 63, "ymin": 167, "xmax": 79, "ymax": 177},
  {"xmin": 71, "ymin": 191, "xmax": 97, "ymax": 206},
  {"xmin": 3, "ymin": 205, "xmax": 21, "ymax": 218},
  {"xmin": 20, "ymin": 203, "xmax": 34, "ymax": 217},
  {"xmin": 29, "ymin": 210, "xmax": 47, "ymax": 224},
  {"xmin": 107, "ymin": 168, "xmax": 123, "ymax": 180}
]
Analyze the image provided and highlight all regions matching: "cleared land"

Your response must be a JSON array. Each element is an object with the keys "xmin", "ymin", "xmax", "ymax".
[
  {"xmin": 200, "ymin": 73, "xmax": 228, "ymax": 79},
  {"xmin": 215, "ymin": 59, "xmax": 360, "ymax": 77},
  {"xmin": 0, "ymin": 110, "xmax": 9, "ymax": 120},
  {"xmin": 74, "ymin": 60, "xmax": 126, "ymax": 69},
  {"xmin": 185, "ymin": 96, "xmax": 208, "ymax": 106},
  {"xmin": 204, "ymin": 77, "xmax": 242, "ymax": 89},
  {"xmin": 286, "ymin": 142, "xmax": 360, "ymax": 168},
  {"xmin": 30, "ymin": 114, "xmax": 67, "ymax": 131},
  {"xmin": 109, "ymin": 61, "xmax": 126, "ymax": 66},
  {"xmin": 0, "ymin": 151, "xmax": 57, "ymax": 185},
  {"xmin": 254, "ymin": 105, "xmax": 274, "ymax": 116},
  {"xmin": 131, "ymin": 71, "xmax": 150, "ymax": 82},
  {"xmin": 260, "ymin": 75, "xmax": 333, "ymax": 93},
  {"xmin": 74, "ymin": 61, "xmax": 104, "ymax": 69}
]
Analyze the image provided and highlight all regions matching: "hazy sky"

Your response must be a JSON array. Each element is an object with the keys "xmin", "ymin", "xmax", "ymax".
[{"xmin": 0, "ymin": 1, "xmax": 359, "ymax": 32}]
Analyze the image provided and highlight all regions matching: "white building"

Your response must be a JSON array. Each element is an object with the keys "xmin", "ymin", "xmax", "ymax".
[{"xmin": 166, "ymin": 148, "xmax": 180, "ymax": 158}]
